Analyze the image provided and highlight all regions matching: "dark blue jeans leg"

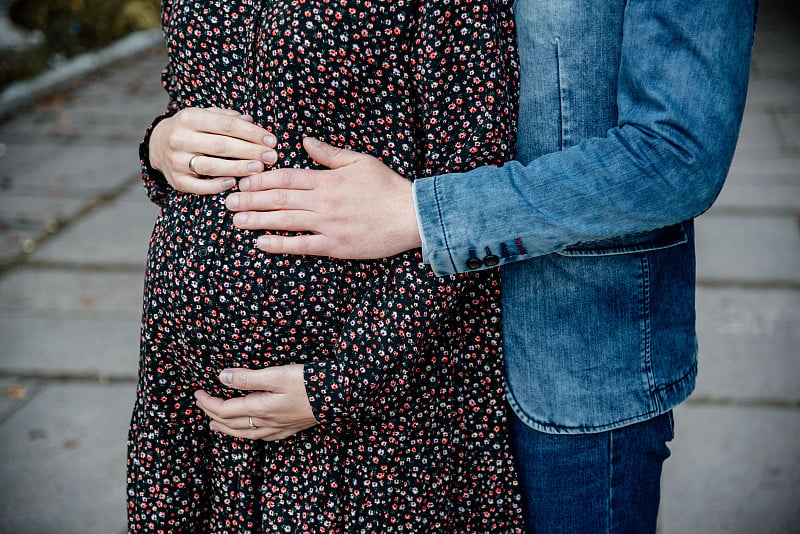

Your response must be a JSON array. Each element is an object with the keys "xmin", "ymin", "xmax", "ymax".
[{"xmin": 509, "ymin": 410, "xmax": 674, "ymax": 534}]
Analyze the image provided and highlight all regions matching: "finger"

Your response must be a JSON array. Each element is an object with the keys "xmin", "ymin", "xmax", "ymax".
[
  {"xmin": 231, "ymin": 209, "xmax": 320, "ymax": 233},
  {"xmin": 190, "ymin": 134, "xmax": 278, "ymax": 166},
  {"xmin": 179, "ymin": 108, "xmax": 277, "ymax": 147},
  {"xmin": 256, "ymin": 233, "xmax": 333, "ymax": 257},
  {"xmin": 194, "ymin": 389, "xmax": 269, "ymax": 420},
  {"xmin": 238, "ymin": 168, "xmax": 318, "ymax": 192},
  {"xmin": 303, "ymin": 137, "xmax": 365, "ymax": 169},
  {"xmin": 226, "ymin": 189, "xmax": 311, "ymax": 212},
  {"xmin": 188, "ymin": 153, "xmax": 272, "ymax": 178},
  {"xmin": 171, "ymin": 174, "xmax": 237, "ymax": 195},
  {"xmin": 205, "ymin": 108, "xmax": 264, "ymax": 135},
  {"xmin": 219, "ymin": 367, "xmax": 285, "ymax": 392},
  {"xmin": 206, "ymin": 107, "xmax": 245, "ymax": 117},
  {"xmin": 208, "ymin": 420, "xmax": 298, "ymax": 441},
  {"xmin": 197, "ymin": 402, "xmax": 252, "ymax": 429}
]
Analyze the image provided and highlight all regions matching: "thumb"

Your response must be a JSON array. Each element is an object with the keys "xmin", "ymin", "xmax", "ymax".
[
  {"xmin": 303, "ymin": 137, "xmax": 364, "ymax": 169},
  {"xmin": 219, "ymin": 367, "xmax": 277, "ymax": 391}
]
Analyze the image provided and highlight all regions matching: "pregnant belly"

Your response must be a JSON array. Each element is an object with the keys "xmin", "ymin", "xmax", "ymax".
[{"xmin": 144, "ymin": 190, "xmax": 371, "ymax": 393}]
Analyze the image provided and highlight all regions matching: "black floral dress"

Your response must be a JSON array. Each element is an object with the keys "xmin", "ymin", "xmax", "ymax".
[{"xmin": 127, "ymin": 0, "xmax": 521, "ymax": 532}]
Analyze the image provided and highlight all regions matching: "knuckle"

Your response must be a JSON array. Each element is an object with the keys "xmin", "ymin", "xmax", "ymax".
[
  {"xmin": 279, "ymin": 170, "xmax": 296, "ymax": 188},
  {"xmin": 214, "ymin": 136, "xmax": 230, "ymax": 154},
  {"xmin": 233, "ymin": 370, "xmax": 249, "ymax": 388},
  {"xmin": 220, "ymin": 115, "xmax": 236, "ymax": 134},
  {"xmin": 273, "ymin": 189, "xmax": 289, "ymax": 207},
  {"xmin": 277, "ymin": 210, "xmax": 295, "ymax": 227},
  {"xmin": 166, "ymin": 152, "xmax": 182, "ymax": 169},
  {"xmin": 166, "ymin": 131, "xmax": 184, "ymax": 151},
  {"xmin": 245, "ymin": 174, "xmax": 263, "ymax": 190},
  {"xmin": 176, "ymin": 108, "xmax": 193, "ymax": 123},
  {"xmin": 242, "ymin": 192, "xmax": 258, "ymax": 208},
  {"xmin": 299, "ymin": 235, "xmax": 312, "ymax": 254}
]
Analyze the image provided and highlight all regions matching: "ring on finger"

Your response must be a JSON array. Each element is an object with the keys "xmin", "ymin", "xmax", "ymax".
[
  {"xmin": 188, "ymin": 154, "xmax": 202, "ymax": 175},
  {"xmin": 248, "ymin": 416, "xmax": 257, "ymax": 430}
]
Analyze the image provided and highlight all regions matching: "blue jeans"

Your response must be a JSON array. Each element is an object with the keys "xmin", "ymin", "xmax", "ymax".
[{"xmin": 510, "ymin": 410, "xmax": 674, "ymax": 533}]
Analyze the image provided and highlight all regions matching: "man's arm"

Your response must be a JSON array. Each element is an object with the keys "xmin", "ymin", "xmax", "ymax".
[{"xmin": 228, "ymin": 0, "xmax": 757, "ymax": 275}]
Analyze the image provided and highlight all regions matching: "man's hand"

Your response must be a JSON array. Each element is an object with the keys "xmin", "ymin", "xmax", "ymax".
[
  {"xmin": 225, "ymin": 137, "xmax": 422, "ymax": 259},
  {"xmin": 194, "ymin": 364, "xmax": 318, "ymax": 441},
  {"xmin": 149, "ymin": 107, "xmax": 278, "ymax": 195}
]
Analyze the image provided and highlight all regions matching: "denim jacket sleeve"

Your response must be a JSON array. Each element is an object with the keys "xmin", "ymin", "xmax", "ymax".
[{"xmin": 413, "ymin": 0, "xmax": 758, "ymax": 275}]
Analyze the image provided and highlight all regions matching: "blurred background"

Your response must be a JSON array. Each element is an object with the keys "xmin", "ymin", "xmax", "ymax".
[
  {"xmin": 0, "ymin": 0, "xmax": 798, "ymax": 533},
  {"xmin": 1, "ymin": 0, "xmax": 159, "ymax": 91}
]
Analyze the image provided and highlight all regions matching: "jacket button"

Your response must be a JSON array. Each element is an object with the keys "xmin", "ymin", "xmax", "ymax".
[
  {"xmin": 483, "ymin": 254, "xmax": 500, "ymax": 267},
  {"xmin": 482, "ymin": 246, "xmax": 499, "ymax": 267},
  {"xmin": 466, "ymin": 251, "xmax": 482, "ymax": 270},
  {"xmin": 466, "ymin": 257, "xmax": 482, "ymax": 270}
]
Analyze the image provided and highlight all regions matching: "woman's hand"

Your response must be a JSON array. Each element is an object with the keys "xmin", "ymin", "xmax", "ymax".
[
  {"xmin": 149, "ymin": 107, "xmax": 279, "ymax": 195},
  {"xmin": 194, "ymin": 364, "xmax": 318, "ymax": 441}
]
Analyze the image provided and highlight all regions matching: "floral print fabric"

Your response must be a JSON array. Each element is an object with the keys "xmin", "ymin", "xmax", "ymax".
[{"xmin": 128, "ymin": 0, "xmax": 522, "ymax": 532}]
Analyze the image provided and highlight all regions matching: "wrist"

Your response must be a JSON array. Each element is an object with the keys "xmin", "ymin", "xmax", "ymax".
[
  {"xmin": 398, "ymin": 178, "xmax": 423, "ymax": 251},
  {"xmin": 148, "ymin": 118, "xmax": 170, "ymax": 172},
  {"xmin": 408, "ymin": 179, "xmax": 426, "ymax": 255}
]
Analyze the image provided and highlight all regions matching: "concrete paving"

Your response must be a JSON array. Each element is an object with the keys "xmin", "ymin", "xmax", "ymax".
[{"xmin": 0, "ymin": 1, "xmax": 798, "ymax": 532}]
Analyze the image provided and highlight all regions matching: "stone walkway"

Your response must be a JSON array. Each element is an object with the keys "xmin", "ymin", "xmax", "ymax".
[{"xmin": 0, "ymin": 1, "xmax": 798, "ymax": 532}]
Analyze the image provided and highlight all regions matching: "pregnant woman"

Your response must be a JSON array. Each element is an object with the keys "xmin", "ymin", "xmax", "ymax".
[{"xmin": 127, "ymin": 0, "xmax": 522, "ymax": 531}]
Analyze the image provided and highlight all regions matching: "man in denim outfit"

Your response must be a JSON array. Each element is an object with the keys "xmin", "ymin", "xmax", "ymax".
[{"xmin": 216, "ymin": 0, "xmax": 759, "ymax": 530}]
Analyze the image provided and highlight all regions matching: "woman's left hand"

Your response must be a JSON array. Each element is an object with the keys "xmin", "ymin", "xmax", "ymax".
[{"xmin": 194, "ymin": 364, "xmax": 318, "ymax": 441}]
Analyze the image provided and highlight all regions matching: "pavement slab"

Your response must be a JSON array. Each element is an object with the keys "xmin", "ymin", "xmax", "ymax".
[
  {"xmin": 0, "ymin": 316, "xmax": 141, "ymax": 378},
  {"xmin": 0, "ymin": 268, "xmax": 145, "ymax": 317},
  {"xmin": 0, "ymin": 143, "xmax": 142, "ymax": 196},
  {"xmin": 733, "ymin": 111, "xmax": 786, "ymax": 159},
  {"xmin": 695, "ymin": 287, "xmax": 800, "ymax": 402},
  {"xmin": 661, "ymin": 404, "xmax": 800, "ymax": 534},
  {"xmin": 0, "ymin": 378, "xmax": 41, "ymax": 424},
  {"xmin": 776, "ymin": 111, "xmax": 800, "ymax": 153},
  {"xmin": 712, "ymin": 183, "xmax": 800, "ymax": 214},
  {"xmin": 695, "ymin": 214, "xmax": 800, "ymax": 285},
  {"xmin": 0, "ymin": 383, "xmax": 134, "ymax": 534},
  {"xmin": 745, "ymin": 78, "xmax": 800, "ymax": 112},
  {"xmin": 29, "ymin": 189, "xmax": 159, "ymax": 267}
]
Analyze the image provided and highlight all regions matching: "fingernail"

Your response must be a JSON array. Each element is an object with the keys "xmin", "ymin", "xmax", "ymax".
[
  {"xmin": 248, "ymin": 161, "xmax": 262, "ymax": 173},
  {"xmin": 239, "ymin": 177, "xmax": 250, "ymax": 191},
  {"xmin": 226, "ymin": 195, "xmax": 239, "ymax": 209},
  {"xmin": 305, "ymin": 136, "xmax": 321, "ymax": 147},
  {"xmin": 221, "ymin": 178, "xmax": 236, "ymax": 189},
  {"xmin": 220, "ymin": 370, "xmax": 233, "ymax": 385},
  {"xmin": 233, "ymin": 213, "xmax": 247, "ymax": 226},
  {"xmin": 263, "ymin": 151, "xmax": 277, "ymax": 165},
  {"xmin": 209, "ymin": 422, "xmax": 220, "ymax": 432},
  {"xmin": 264, "ymin": 133, "xmax": 277, "ymax": 146},
  {"xmin": 257, "ymin": 236, "xmax": 270, "ymax": 249}
]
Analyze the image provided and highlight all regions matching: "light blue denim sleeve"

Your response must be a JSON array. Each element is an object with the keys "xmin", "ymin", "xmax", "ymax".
[{"xmin": 413, "ymin": 0, "xmax": 758, "ymax": 275}]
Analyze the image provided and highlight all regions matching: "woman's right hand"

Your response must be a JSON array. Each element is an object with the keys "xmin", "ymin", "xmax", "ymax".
[{"xmin": 149, "ymin": 107, "xmax": 278, "ymax": 195}]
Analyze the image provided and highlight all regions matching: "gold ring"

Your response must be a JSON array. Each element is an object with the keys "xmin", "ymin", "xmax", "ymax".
[
  {"xmin": 188, "ymin": 154, "xmax": 201, "ymax": 175},
  {"xmin": 248, "ymin": 416, "xmax": 257, "ymax": 430}
]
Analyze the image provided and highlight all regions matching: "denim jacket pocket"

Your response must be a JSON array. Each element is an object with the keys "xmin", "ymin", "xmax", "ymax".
[{"xmin": 555, "ymin": 223, "xmax": 688, "ymax": 257}]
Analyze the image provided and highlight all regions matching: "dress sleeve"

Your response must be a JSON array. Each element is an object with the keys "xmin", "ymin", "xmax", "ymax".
[
  {"xmin": 140, "ymin": 4, "xmax": 181, "ymax": 207},
  {"xmin": 139, "ymin": 103, "xmax": 178, "ymax": 207},
  {"xmin": 303, "ymin": 0, "xmax": 517, "ymax": 429}
]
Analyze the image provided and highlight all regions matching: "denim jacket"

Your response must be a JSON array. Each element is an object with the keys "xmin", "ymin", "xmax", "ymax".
[{"xmin": 412, "ymin": 0, "xmax": 758, "ymax": 433}]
